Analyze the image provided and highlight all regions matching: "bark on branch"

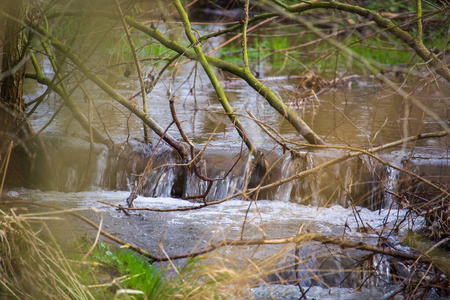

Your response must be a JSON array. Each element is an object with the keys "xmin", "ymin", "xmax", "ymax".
[{"xmin": 173, "ymin": 0, "xmax": 262, "ymax": 155}]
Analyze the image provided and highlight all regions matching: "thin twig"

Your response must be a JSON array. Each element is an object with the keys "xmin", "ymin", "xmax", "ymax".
[{"xmin": 116, "ymin": 0, "xmax": 149, "ymax": 142}]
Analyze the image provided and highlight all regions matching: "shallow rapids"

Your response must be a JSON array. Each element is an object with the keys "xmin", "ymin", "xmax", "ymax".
[{"xmin": 4, "ymin": 187, "xmax": 429, "ymax": 299}]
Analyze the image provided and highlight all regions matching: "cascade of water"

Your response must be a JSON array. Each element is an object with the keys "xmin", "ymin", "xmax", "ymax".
[
  {"xmin": 144, "ymin": 166, "xmax": 176, "ymax": 197},
  {"xmin": 103, "ymin": 145, "xmax": 181, "ymax": 197},
  {"xmin": 64, "ymin": 167, "xmax": 78, "ymax": 192},
  {"xmin": 89, "ymin": 147, "xmax": 109, "ymax": 188},
  {"xmin": 373, "ymin": 254, "xmax": 392, "ymax": 285},
  {"xmin": 40, "ymin": 136, "xmax": 409, "ymax": 211},
  {"xmin": 342, "ymin": 159, "xmax": 355, "ymax": 207},
  {"xmin": 347, "ymin": 156, "xmax": 381, "ymax": 210},
  {"xmin": 382, "ymin": 163, "xmax": 401, "ymax": 207},
  {"xmin": 182, "ymin": 155, "xmax": 247, "ymax": 201},
  {"xmin": 281, "ymin": 152, "xmax": 346, "ymax": 207},
  {"xmin": 353, "ymin": 155, "xmax": 402, "ymax": 210},
  {"xmin": 271, "ymin": 152, "xmax": 404, "ymax": 210},
  {"xmin": 43, "ymin": 135, "xmax": 110, "ymax": 192},
  {"xmin": 274, "ymin": 156, "xmax": 296, "ymax": 202}
]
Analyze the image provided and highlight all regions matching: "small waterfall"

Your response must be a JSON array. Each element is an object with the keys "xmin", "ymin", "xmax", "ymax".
[
  {"xmin": 101, "ymin": 143, "xmax": 182, "ymax": 197},
  {"xmin": 98, "ymin": 144, "xmax": 258, "ymax": 202},
  {"xmin": 90, "ymin": 147, "xmax": 107, "ymax": 187},
  {"xmin": 182, "ymin": 153, "xmax": 248, "ymax": 201},
  {"xmin": 382, "ymin": 164, "xmax": 401, "ymax": 207},
  {"xmin": 42, "ymin": 134, "xmax": 109, "ymax": 192},
  {"xmin": 372, "ymin": 254, "xmax": 391, "ymax": 285},
  {"xmin": 275, "ymin": 156, "xmax": 295, "ymax": 202},
  {"xmin": 64, "ymin": 167, "xmax": 78, "ymax": 192},
  {"xmin": 271, "ymin": 152, "xmax": 400, "ymax": 210},
  {"xmin": 347, "ymin": 156, "xmax": 383, "ymax": 210},
  {"xmin": 37, "ymin": 136, "xmax": 408, "ymax": 210},
  {"xmin": 272, "ymin": 153, "xmax": 325, "ymax": 205}
]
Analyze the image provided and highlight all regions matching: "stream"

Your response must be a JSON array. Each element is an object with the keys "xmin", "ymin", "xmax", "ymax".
[{"xmin": 3, "ymin": 30, "xmax": 450, "ymax": 298}]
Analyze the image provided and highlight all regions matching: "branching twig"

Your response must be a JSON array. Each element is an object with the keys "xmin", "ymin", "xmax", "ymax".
[{"xmin": 169, "ymin": 96, "xmax": 242, "ymax": 202}]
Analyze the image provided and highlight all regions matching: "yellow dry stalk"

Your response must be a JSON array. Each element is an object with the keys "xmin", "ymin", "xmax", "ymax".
[{"xmin": 0, "ymin": 207, "xmax": 94, "ymax": 300}]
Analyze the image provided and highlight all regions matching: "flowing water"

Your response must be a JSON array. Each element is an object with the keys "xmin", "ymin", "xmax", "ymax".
[{"xmin": 3, "ymin": 33, "xmax": 450, "ymax": 298}]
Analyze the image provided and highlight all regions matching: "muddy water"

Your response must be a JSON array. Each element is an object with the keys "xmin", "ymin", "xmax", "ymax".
[
  {"xmin": 26, "ymin": 50, "xmax": 449, "ymax": 151},
  {"xmin": 22, "ymin": 61, "xmax": 450, "ymax": 206},
  {"xmin": 10, "ymin": 45, "xmax": 450, "ymax": 298}
]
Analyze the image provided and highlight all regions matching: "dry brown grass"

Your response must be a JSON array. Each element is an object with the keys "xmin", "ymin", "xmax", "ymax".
[{"xmin": 0, "ymin": 207, "xmax": 94, "ymax": 299}]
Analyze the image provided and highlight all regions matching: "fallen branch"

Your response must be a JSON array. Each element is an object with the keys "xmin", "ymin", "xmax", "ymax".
[{"xmin": 98, "ymin": 200, "xmax": 207, "ymax": 212}]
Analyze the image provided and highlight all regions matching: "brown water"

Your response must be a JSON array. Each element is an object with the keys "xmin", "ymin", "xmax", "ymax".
[
  {"xmin": 22, "ymin": 54, "xmax": 450, "ymax": 206},
  {"xmin": 11, "ymin": 38, "xmax": 450, "ymax": 299},
  {"xmin": 26, "ymin": 54, "xmax": 449, "ymax": 151}
]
